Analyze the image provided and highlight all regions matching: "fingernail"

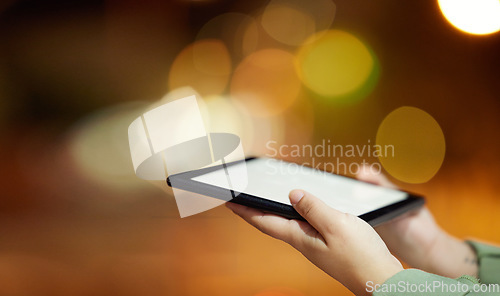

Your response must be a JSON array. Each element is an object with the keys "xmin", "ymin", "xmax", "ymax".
[{"xmin": 289, "ymin": 190, "xmax": 304, "ymax": 205}]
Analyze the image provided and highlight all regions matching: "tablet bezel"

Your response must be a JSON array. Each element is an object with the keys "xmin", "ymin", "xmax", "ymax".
[{"xmin": 166, "ymin": 157, "xmax": 425, "ymax": 226}]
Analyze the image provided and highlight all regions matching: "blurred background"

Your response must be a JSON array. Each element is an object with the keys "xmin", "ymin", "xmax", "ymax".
[{"xmin": 0, "ymin": 0, "xmax": 500, "ymax": 295}]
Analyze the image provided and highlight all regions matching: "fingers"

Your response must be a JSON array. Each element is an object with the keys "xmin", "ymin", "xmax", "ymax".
[
  {"xmin": 289, "ymin": 189, "xmax": 346, "ymax": 240},
  {"xmin": 225, "ymin": 202, "xmax": 325, "ymax": 250},
  {"xmin": 225, "ymin": 202, "xmax": 295, "ymax": 242},
  {"xmin": 356, "ymin": 165, "xmax": 396, "ymax": 188}
]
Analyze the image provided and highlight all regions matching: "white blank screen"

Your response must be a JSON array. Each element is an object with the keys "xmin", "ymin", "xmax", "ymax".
[{"xmin": 192, "ymin": 158, "xmax": 407, "ymax": 216}]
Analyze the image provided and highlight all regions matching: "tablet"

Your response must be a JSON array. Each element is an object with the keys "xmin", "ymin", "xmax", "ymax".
[{"xmin": 166, "ymin": 157, "xmax": 424, "ymax": 226}]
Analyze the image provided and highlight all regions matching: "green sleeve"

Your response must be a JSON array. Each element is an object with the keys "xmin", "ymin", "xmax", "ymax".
[
  {"xmin": 372, "ymin": 269, "xmax": 499, "ymax": 295},
  {"xmin": 467, "ymin": 241, "xmax": 500, "ymax": 284}
]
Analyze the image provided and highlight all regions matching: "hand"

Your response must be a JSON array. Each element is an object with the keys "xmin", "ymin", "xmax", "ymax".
[
  {"xmin": 226, "ymin": 190, "xmax": 403, "ymax": 295},
  {"xmin": 356, "ymin": 166, "xmax": 478, "ymax": 278}
]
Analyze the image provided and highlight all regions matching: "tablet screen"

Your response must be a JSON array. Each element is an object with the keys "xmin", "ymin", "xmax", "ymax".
[{"xmin": 192, "ymin": 158, "xmax": 408, "ymax": 216}]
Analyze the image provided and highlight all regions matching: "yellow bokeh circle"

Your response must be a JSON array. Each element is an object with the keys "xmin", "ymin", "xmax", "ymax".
[
  {"xmin": 376, "ymin": 106, "xmax": 446, "ymax": 184},
  {"xmin": 296, "ymin": 30, "xmax": 375, "ymax": 98}
]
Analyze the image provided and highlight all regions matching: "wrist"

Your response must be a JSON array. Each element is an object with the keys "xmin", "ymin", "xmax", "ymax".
[
  {"xmin": 424, "ymin": 231, "xmax": 479, "ymax": 278},
  {"xmin": 421, "ymin": 228, "xmax": 449, "ymax": 272},
  {"xmin": 351, "ymin": 255, "xmax": 404, "ymax": 296},
  {"xmin": 462, "ymin": 241, "xmax": 479, "ymax": 278}
]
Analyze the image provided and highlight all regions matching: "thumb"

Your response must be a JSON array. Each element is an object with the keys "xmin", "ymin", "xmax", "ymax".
[{"xmin": 289, "ymin": 189, "xmax": 344, "ymax": 237}]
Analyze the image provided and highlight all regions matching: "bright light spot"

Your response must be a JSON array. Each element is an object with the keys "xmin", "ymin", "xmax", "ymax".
[
  {"xmin": 169, "ymin": 39, "xmax": 231, "ymax": 96},
  {"xmin": 438, "ymin": 0, "xmax": 500, "ymax": 35},
  {"xmin": 261, "ymin": 0, "xmax": 336, "ymax": 46},
  {"xmin": 296, "ymin": 30, "xmax": 375, "ymax": 99},
  {"xmin": 376, "ymin": 107, "xmax": 446, "ymax": 184},
  {"xmin": 230, "ymin": 49, "xmax": 301, "ymax": 117}
]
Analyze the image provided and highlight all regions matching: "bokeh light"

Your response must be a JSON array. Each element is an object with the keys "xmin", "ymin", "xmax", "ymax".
[
  {"xmin": 438, "ymin": 0, "xmax": 500, "ymax": 35},
  {"xmin": 282, "ymin": 95, "xmax": 315, "ymax": 156},
  {"xmin": 69, "ymin": 102, "xmax": 151, "ymax": 191},
  {"xmin": 143, "ymin": 88, "xmax": 215, "ymax": 165},
  {"xmin": 230, "ymin": 49, "xmax": 301, "ymax": 117},
  {"xmin": 376, "ymin": 106, "xmax": 446, "ymax": 184},
  {"xmin": 263, "ymin": 3, "xmax": 314, "ymax": 46},
  {"xmin": 261, "ymin": 0, "xmax": 336, "ymax": 46},
  {"xmin": 4, "ymin": 1, "xmax": 500, "ymax": 296},
  {"xmin": 151, "ymin": 86, "xmax": 203, "ymax": 108},
  {"xmin": 295, "ymin": 29, "xmax": 377, "ymax": 101},
  {"xmin": 196, "ymin": 13, "xmax": 259, "ymax": 61},
  {"xmin": 203, "ymin": 95, "xmax": 286, "ymax": 157},
  {"xmin": 169, "ymin": 39, "xmax": 231, "ymax": 97},
  {"xmin": 203, "ymin": 95, "xmax": 254, "ymax": 147},
  {"xmin": 142, "ymin": 87, "xmax": 284, "ymax": 159}
]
